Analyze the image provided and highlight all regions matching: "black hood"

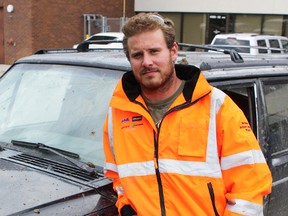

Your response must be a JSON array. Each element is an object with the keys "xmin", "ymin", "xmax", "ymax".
[{"xmin": 0, "ymin": 148, "xmax": 117, "ymax": 216}]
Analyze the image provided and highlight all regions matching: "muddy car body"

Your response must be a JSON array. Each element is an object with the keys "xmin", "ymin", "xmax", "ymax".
[{"xmin": 0, "ymin": 45, "xmax": 287, "ymax": 215}]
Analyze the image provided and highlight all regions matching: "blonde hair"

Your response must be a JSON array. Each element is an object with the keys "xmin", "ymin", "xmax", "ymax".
[{"xmin": 122, "ymin": 12, "xmax": 176, "ymax": 59}]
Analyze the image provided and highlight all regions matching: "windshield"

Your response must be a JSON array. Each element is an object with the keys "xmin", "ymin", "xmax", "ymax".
[{"xmin": 0, "ymin": 63, "xmax": 123, "ymax": 167}]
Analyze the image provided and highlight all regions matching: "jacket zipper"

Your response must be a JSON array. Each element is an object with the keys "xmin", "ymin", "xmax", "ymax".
[
  {"xmin": 154, "ymin": 129, "xmax": 166, "ymax": 216},
  {"xmin": 207, "ymin": 182, "xmax": 220, "ymax": 216},
  {"xmin": 153, "ymin": 101, "xmax": 193, "ymax": 216},
  {"xmin": 133, "ymin": 100, "xmax": 167, "ymax": 216},
  {"xmin": 136, "ymin": 93, "xmax": 210, "ymax": 215}
]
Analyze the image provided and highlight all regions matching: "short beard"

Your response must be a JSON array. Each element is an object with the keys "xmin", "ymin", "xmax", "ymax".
[{"xmin": 141, "ymin": 60, "xmax": 175, "ymax": 93}]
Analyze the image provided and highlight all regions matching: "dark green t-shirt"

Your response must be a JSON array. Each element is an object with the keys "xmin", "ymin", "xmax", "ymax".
[{"xmin": 143, "ymin": 81, "xmax": 185, "ymax": 125}]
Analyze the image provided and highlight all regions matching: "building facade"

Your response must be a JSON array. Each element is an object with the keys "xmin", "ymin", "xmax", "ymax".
[
  {"xmin": 135, "ymin": 0, "xmax": 288, "ymax": 46},
  {"xmin": 0, "ymin": 0, "xmax": 134, "ymax": 64}
]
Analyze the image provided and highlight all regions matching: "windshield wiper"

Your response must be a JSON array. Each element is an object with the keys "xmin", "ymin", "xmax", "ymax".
[{"xmin": 11, "ymin": 140, "xmax": 99, "ymax": 177}]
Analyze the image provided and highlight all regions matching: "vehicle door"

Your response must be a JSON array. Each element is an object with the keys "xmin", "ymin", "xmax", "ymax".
[{"xmin": 211, "ymin": 76, "xmax": 288, "ymax": 216}]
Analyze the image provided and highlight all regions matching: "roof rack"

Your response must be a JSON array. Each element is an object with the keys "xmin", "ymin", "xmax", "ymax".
[
  {"xmin": 209, "ymin": 44, "xmax": 288, "ymax": 53},
  {"xmin": 76, "ymin": 40, "xmax": 244, "ymax": 63},
  {"xmin": 34, "ymin": 41, "xmax": 245, "ymax": 65},
  {"xmin": 34, "ymin": 46, "xmax": 123, "ymax": 55},
  {"xmin": 34, "ymin": 48, "xmax": 78, "ymax": 54}
]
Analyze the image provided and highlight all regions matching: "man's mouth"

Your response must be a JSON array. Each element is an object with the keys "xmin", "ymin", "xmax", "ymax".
[{"xmin": 142, "ymin": 68, "xmax": 158, "ymax": 75}]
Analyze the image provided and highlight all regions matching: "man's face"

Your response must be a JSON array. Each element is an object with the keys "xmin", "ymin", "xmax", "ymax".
[{"xmin": 127, "ymin": 29, "xmax": 178, "ymax": 92}]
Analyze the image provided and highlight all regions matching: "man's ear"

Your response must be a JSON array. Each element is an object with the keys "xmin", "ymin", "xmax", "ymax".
[{"xmin": 171, "ymin": 42, "xmax": 178, "ymax": 62}]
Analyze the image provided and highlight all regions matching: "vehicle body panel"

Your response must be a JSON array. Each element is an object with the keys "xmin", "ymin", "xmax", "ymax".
[{"xmin": 211, "ymin": 33, "xmax": 288, "ymax": 54}]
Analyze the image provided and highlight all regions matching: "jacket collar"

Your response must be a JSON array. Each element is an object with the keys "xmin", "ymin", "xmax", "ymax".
[{"xmin": 121, "ymin": 64, "xmax": 202, "ymax": 102}]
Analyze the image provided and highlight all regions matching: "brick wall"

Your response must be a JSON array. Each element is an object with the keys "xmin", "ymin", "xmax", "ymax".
[{"xmin": 1, "ymin": 0, "xmax": 135, "ymax": 64}]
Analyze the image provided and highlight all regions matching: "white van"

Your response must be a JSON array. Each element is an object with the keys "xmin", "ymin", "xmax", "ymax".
[{"xmin": 210, "ymin": 33, "xmax": 288, "ymax": 55}]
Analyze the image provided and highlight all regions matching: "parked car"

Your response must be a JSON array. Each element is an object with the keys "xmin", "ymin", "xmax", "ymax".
[
  {"xmin": 0, "ymin": 44, "xmax": 287, "ymax": 215},
  {"xmin": 73, "ymin": 32, "xmax": 124, "ymax": 49},
  {"xmin": 210, "ymin": 33, "xmax": 288, "ymax": 55}
]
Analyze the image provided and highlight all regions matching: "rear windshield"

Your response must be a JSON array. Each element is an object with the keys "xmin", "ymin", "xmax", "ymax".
[
  {"xmin": 88, "ymin": 36, "xmax": 117, "ymax": 41},
  {"xmin": 213, "ymin": 38, "xmax": 250, "ymax": 53}
]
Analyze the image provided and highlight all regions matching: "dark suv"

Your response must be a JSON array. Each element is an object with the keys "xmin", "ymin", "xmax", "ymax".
[{"xmin": 0, "ymin": 45, "xmax": 287, "ymax": 215}]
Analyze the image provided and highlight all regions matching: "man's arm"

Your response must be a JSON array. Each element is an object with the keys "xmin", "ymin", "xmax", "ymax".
[{"xmin": 217, "ymin": 95, "xmax": 272, "ymax": 215}]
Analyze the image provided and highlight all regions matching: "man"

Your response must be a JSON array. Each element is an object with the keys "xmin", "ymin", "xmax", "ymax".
[{"xmin": 103, "ymin": 12, "xmax": 272, "ymax": 216}]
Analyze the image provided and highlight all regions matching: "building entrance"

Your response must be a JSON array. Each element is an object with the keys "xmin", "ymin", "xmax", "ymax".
[{"xmin": 208, "ymin": 14, "xmax": 227, "ymax": 43}]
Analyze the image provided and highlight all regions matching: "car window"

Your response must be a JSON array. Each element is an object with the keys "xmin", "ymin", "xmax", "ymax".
[
  {"xmin": 87, "ymin": 35, "xmax": 119, "ymax": 45},
  {"xmin": 213, "ymin": 38, "xmax": 250, "ymax": 53},
  {"xmin": 263, "ymin": 80, "xmax": 288, "ymax": 154},
  {"xmin": 0, "ymin": 63, "xmax": 123, "ymax": 166},
  {"xmin": 269, "ymin": 39, "xmax": 281, "ymax": 53},
  {"xmin": 281, "ymin": 39, "xmax": 288, "ymax": 53},
  {"xmin": 212, "ymin": 81, "xmax": 256, "ymax": 135},
  {"xmin": 262, "ymin": 79, "xmax": 288, "ymax": 215},
  {"xmin": 257, "ymin": 39, "xmax": 268, "ymax": 54},
  {"xmin": 88, "ymin": 36, "xmax": 117, "ymax": 41}
]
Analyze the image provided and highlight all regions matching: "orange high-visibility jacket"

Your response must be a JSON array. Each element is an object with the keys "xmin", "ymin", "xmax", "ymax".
[{"xmin": 103, "ymin": 64, "xmax": 272, "ymax": 216}]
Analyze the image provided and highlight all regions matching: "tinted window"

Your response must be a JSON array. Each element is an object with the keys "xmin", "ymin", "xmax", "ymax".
[
  {"xmin": 257, "ymin": 40, "xmax": 268, "ymax": 54},
  {"xmin": 87, "ymin": 36, "xmax": 118, "ymax": 44},
  {"xmin": 269, "ymin": 39, "xmax": 281, "ymax": 53},
  {"xmin": 88, "ymin": 36, "xmax": 117, "ymax": 41},
  {"xmin": 263, "ymin": 81, "xmax": 288, "ymax": 154},
  {"xmin": 213, "ymin": 38, "xmax": 250, "ymax": 53},
  {"xmin": 281, "ymin": 39, "xmax": 288, "ymax": 53},
  {"xmin": 263, "ymin": 80, "xmax": 288, "ymax": 216},
  {"xmin": 212, "ymin": 82, "xmax": 256, "ymax": 134}
]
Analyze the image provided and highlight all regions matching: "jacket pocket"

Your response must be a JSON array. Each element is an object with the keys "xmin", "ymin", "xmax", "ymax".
[
  {"xmin": 207, "ymin": 182, "xmax": 220, "ymax": 216},
  {"xmin": 178, "ymin": 118, "xmax": 208, "ymax": 159}
]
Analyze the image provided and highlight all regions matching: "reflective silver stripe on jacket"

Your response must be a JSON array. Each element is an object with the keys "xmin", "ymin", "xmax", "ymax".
[
  {"xmin": 105, "ymin": 88, "xmax": 265, "ymax": 178},
  {"xmin": 221, "ymin": 149, "xmax": 266, "ymax": 170},
  {"xmin": 105, "ymin": 88, "xmax": 222, "ymax": 178},
  {"xmin": 227, "ymin": 199, "xmax": 263, "ymax": 215},
  {"xmin": 107, "ymin": 107, "xmax": 115, "ymax": 160}
]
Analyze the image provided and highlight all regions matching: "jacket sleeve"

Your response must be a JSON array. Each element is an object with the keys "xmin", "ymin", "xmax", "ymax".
[
  {"xmin": 103, "ymin": 114, "xmax": 137, "ymax": 216},
  {"xmin": 217, "ymin": 94, "xmax": 272, "ymax": 216}
]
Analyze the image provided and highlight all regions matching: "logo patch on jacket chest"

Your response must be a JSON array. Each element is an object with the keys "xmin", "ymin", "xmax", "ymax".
[
  {"xmin": 121, "ymin": 116, "xmax": 143, "ymax": 130},
  {"xmin": 132, "ymin": 116, "xmax": 142, "ymax": 122}
]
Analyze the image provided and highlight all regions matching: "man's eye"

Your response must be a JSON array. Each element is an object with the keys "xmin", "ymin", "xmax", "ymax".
[
  {"xmin": 150, "ymin": 50, "xmax": 159, "ymax": 54},
  {"xmin": 131, "ymin": 53, "xmax": 142, "ymax": 59}
]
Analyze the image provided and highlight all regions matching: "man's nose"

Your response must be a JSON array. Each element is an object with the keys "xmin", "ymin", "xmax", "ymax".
[{"xmin": 142, "ymin": 53, "xmax": 153, "ymax": 67}]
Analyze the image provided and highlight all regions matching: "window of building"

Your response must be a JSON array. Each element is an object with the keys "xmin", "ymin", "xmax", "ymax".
[
  {"xmin": 183, "ymin": 13, "xmax": 206, "ymax": 45},
  {"xmin": 262, "ymin": 15, "xmax": 283, "ymax": 35},
  {"xmin": 234, "ymin": 15, "xmax": 262, "ymax": 33}
]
